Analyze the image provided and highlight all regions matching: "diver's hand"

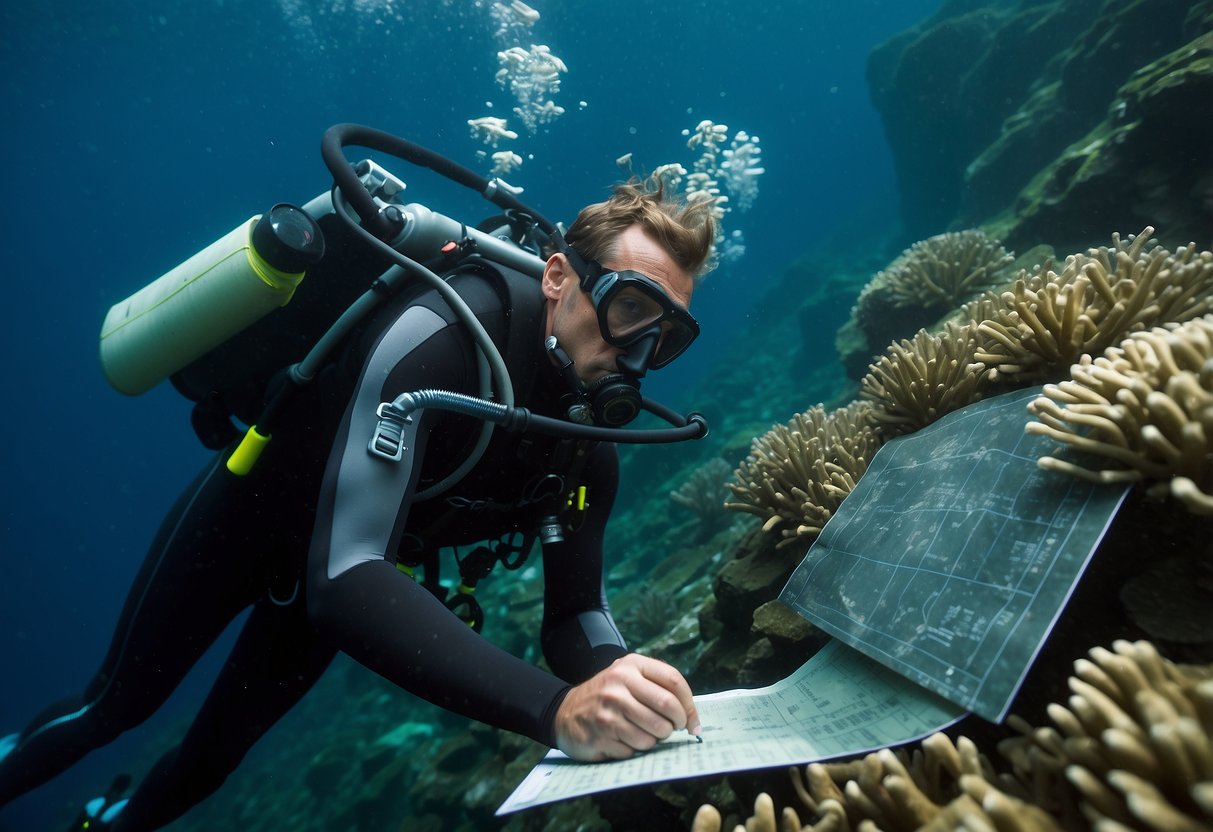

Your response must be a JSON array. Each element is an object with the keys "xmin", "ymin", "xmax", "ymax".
[{"xmin": 554, "ymin": 653, "xmax": 701, "ymax": 761}]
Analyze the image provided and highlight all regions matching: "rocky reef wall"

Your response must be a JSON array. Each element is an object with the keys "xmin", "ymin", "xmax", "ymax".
[{"xmin": 868, "ymin": 0, "xmax": 1213, "ymax": 250}]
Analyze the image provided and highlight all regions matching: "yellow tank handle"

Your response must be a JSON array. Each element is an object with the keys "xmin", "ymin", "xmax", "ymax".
[{"xmin": 226, "ymin": 425, "xmax": 271, "ymax": 476}]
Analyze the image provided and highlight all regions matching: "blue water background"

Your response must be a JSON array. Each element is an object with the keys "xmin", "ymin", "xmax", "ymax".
[{"xmin": 1, "ymin": 0, "xmax": 940, "ymax": 826}]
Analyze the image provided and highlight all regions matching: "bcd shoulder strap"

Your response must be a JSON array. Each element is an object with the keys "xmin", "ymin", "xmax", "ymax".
[{"xmin": 447, "ymin": 256, "xmax": 547, "ymax": 406}]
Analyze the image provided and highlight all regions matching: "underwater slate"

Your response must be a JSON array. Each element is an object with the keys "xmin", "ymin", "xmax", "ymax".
[{"xmin": 779, "ymin": 386, "xmax": 1131, "ymax": 721}]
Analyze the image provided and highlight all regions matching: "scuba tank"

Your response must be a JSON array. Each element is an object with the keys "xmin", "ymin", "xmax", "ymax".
[
  {"xmin": 98, "ymin": 154, "xmax": 542, "ymax": 419},
  {"xmin": 99, "ymin": 205, "xmax": 325, "ymax": 396}
]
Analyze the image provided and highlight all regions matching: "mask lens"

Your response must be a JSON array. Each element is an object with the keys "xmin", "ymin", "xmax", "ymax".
[
  {"xmin": 605, "ymin": 286, "xmax": 665, "ymax": 339},
  {"xmin": 652, "ymin": 318, "xmax": 696, "ymax": 367}
]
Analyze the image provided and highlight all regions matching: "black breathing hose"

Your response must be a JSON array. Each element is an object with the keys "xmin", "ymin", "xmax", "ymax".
[
  {"xmin": 320, "ymin": 123, "xmax": 557, "ymax": 240},
  {"xmin": 385, "ymin": 389, "xmax": 709, "ymax": 444}
]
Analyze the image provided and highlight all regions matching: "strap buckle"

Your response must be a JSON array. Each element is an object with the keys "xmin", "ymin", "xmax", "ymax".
[{"xmin": 368, "ymin": 402, "xmax": 413, "ymax": 462}]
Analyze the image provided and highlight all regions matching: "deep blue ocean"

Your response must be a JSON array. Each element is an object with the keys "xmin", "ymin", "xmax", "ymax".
[{"xmin": 1, "ymin": 1, "xmax": 941, "ymax": 827}]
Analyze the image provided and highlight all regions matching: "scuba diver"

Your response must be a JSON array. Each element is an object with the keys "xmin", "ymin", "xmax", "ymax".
[{"xmin": 0, "ymin": 125, "xmax": 714, "ymax": 830}]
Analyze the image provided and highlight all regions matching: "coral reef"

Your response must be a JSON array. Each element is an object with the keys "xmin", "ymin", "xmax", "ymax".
[
  {"xmin": 859, "ymin": 322, "xmax": 987, "ymax": 437},
  {"xmin": 725, "ymin": 402, "xmax": 878, "ymax": 550},
  {"xmin": 975, "ymin": 229, "xmax": 1213, "ymax": 385},
  {"xmin": 670, "ymin": 457, "xmax": 736, "ymax": 541},
  {"xmin": 852, "ymin": 230, "xmax": 1014, "ymax": 353},
  {"xmin": 690, "ymin": 640, "xmax": 1212, "ymax": 832},
  {"xmin": 1026, "ymin": 315, "xmax": 1213, "ymax": 512},
  {"xmin": 782, "ymin": 731, "xmax": 1019, "ymax": 832},
  {"xmin": 997, "ymin": 639, "xmax": 1213, "ymax": 831},
  {"xmin": 693, "ymin": 734, "xmax": 1062, "ymax": 832},
  {"xmin": 741, "ymin": 226, "xmax": 1213, "ymax": 579},
  {"xmin": 692, "ymin": 226, "xmax": 1212, "ymax": 829}
]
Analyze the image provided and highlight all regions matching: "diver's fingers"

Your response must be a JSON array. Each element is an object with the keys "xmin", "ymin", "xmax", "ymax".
[
  {"xmin": 554, "ymin": 654, "xmax": 699, "ymax": 761},
  {"xmin": 595, "ymin": 655, "xmax": 697, "ymax": 746},
  {"xmin": 635, "ymin": 657, "xmax": 701, "ymax": 736}
]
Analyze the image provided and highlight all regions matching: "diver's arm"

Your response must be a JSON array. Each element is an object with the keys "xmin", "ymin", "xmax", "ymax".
[
  {"xmin": 305, "ymin": 304, "xmax": 572, "ymax": 747},
  {"xmin": 539, "ymin": 442, "xmax": 702, "ymax": 759},
  {"xmin": 309, "ymin": 560, "xmax": 573, "ymax": 745}
]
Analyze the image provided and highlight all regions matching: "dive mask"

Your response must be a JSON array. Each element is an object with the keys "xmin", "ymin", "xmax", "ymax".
[{"xmin": 552, "ymin": 231, "xmax": 699, "ymax": 370}]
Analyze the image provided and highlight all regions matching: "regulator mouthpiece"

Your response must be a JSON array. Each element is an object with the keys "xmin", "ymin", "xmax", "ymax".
[
  {"xmin": 585, "ymin": 373, "xmax": 642, "ymax": 427},
  {"xmin": 545, "ymin": 336, "xmax": 642, "ymax": 427}
]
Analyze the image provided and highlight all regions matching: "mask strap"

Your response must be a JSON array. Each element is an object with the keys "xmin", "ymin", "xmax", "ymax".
[{"xmin": 550, "ymin": 229, "xmax": 602, "ymax": 291}]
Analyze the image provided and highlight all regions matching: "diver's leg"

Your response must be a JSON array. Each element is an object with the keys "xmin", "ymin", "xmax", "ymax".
[
  {"xmin": 0, "ymin": 457, "xmax": 256, "ymax": 805},
  {"xmin": 108, "ymin": 590, "xmax": 335, "ymax": 831}
]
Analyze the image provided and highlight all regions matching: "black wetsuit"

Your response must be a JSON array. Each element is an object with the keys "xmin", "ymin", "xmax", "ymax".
[{"xmin": 0, "ymin": 268, "xmax": 629, "ymax": 830}]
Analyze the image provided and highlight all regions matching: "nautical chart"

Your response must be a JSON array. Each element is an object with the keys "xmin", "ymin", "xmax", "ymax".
[
  {"xmin": 498, "ymin": 640, "xmax": 962, "ymax": 814},
  {"xmin": 779, "ymin": 386, "xmax": 1129, "ymax": 720}
]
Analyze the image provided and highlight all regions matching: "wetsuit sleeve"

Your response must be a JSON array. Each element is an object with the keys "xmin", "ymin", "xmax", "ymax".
[
  {"xmin": 540, "ymin": 442, "xmax": 630, "ymax": 683},
  {"xmin": 304, "ymin": 302, "xmax": 572, "ymax": 748}
]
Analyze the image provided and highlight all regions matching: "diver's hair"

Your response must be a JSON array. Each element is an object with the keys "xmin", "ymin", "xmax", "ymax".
[{"xmin": 563, "ymin": 178, "xmax": 716, "ymax": 278}]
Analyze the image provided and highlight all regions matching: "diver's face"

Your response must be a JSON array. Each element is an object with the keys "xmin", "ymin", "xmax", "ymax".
[{"xmin": 543, "ymin": 224, "xmax": 694, "ymax": 384}]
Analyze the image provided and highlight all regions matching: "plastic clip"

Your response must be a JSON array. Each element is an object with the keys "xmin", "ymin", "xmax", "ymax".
[
  {"xmin": 368, "ymin": 402, "xmax": 413, "ymax": 462},
  {"xmin": 446, "ymin": 589, "xmax": 485, "ymax": 632}
]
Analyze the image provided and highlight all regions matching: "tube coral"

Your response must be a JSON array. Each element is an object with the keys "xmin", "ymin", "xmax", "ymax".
[
  {"xmin": 997, "ymin": 639, "xmax": 1213, "ymax": 831},
  {"xmin": 692, "ymin": 736, "xmax": 1060, "ymax": 832},
  {"xmin": 688, "ymin": 642, "xmax": 1211, "ymax": 832},
  {"xmin": 854, "ymin": 230, "xmax": 1014, "ymax": 349},
  {"xmin": 784, "ymin": 738, "xmax": 1064, "ymax": 832},
  {"xmin": 725, "ymin": 402, "xmax": 878, "ymax": 549},
  {"xmin": 975, "ymin": 228, "xmax": 1213, "ymax": 385},
  {"xmin": 670, "ymin": 457, "xmax": 736, "ymax": 538},
  {"xmin": 860, "ymin": 322, "xmax": 989, "ymax": 437},
  {"xmin": 1026, "ymin": 315, "xmax": 1213, "ymax": 513}
]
